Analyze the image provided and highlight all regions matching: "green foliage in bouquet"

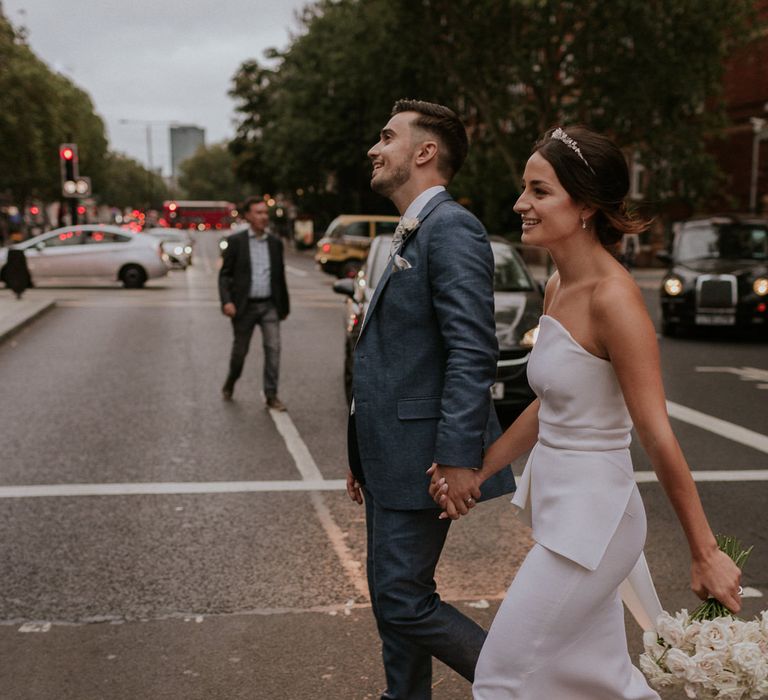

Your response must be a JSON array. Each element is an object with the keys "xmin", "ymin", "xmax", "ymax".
[{"xmin": 689, "ymin": 534, "xmax": 753, "ymax": 622}]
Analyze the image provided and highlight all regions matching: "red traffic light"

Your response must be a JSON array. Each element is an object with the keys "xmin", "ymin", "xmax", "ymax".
[
  {"xmin": 61, "ymin": 147, "xmax": 75, "ymax": 160},
  {"xmin": 30, "ymin": 206, "xmax": 40, "ymax": 215},
  {"xmin": 77, "ymin": 205, "xmax": 86, "ymax": 215}
]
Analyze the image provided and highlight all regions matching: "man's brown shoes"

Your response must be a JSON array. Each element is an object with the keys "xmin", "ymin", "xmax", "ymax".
[{"xmin": 265, "ymin": 396, "xmax": 287, "ymax": 412}]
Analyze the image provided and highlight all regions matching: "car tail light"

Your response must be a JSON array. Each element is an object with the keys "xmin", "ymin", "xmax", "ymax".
[{"xmin": 322, "ymin": 243, "xmax": 331, "ymax": 253}]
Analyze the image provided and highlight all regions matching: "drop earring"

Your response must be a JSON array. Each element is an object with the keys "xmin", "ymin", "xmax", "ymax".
[{"xmin": 581, "ymin": 218, "xmax": 587, "ymax": 229}]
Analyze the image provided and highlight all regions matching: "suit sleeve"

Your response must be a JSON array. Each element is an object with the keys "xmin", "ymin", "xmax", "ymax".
[
  {"xmin": 277, "ymin": 238, "xmax": 290, "ymax": 319},
  {"xmin": 218, "ymin": 236, "xmax": 236, "ymax": 307},
  {"xmin": 428, "ymin": 209, "xmax": 498, "ymax": 468}
]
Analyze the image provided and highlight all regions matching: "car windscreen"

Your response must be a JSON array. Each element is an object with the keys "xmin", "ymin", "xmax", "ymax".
[
  {"xmin": 676, "ymin": 224, "xmax": 768, "ymax": 262},
  {"xmin": 491, "ymin": 241, "xmax": 534, "ymax": 291}
]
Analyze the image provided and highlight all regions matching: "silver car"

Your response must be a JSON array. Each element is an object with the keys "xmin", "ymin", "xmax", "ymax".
[
  {"xmin": 144, "ymin": 228, "xmax": 194, "ymax": 269},
  {"xmin": 0, "ymin": 225, "xmax": 169, "ymax": 288}
]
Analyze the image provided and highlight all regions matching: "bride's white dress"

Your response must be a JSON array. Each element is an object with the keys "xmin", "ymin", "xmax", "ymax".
[{"xmin": 473, "ymin": 315, "xmax": 660, "ymax": 699}]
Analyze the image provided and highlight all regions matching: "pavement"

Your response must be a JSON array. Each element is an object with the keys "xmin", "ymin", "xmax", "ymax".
[
  {"xmin": 0, "ymin": 267, "xmax": 666, "ymax": 347},
  {"xmin": 0, "ymin": 288, "xmax": 57, "ymax": 345}
]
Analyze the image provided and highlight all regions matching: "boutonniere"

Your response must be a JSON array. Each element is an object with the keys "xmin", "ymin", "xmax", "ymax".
[{"xmin": 399, "ymin": 217, "xmax": 420, "ymax": 244}]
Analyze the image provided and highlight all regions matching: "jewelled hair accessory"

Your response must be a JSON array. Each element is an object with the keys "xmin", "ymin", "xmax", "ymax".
[{"xmin": 550, "ymin": 127, "xmax": 595, "ymax": 174}]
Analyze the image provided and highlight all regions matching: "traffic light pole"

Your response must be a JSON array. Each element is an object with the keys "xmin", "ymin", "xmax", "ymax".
[{"xmin": 69, "ymin": 198, "xmax": 79, "ymax": 225}]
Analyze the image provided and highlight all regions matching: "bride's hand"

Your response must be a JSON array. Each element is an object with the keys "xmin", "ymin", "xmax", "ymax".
[{"xmin": 691, "ymin": 547, "xmax": 742, "ymax": 613}]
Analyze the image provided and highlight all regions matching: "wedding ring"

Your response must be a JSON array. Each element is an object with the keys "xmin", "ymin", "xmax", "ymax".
[
  {"xmin": 737, "ymin": 586, "xmax": 743, "ymax": 596},
  {"xmin": 466, "ymin": 497, "xmax": 474, "ymax": 505}
]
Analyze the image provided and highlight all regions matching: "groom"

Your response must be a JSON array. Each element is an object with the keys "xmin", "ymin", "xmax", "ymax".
[{"xmin": 345, "ymin": 99, "xmax": 515, "ymax": 699}]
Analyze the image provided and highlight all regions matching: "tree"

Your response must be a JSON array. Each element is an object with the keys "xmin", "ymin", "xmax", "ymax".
[
  {"xmin": 177, "ymin": 143, "xmax": 247, "ymax": 201},
  {"xmin": 98, "ymin": 152, "xmax": 168, "ymax": 211},
  {"xmin": 229, "ymin": 0, "xmax": 758, "ymax": 232},
  {"xmin": 0, "ymin": 10, "xmax": 108, "ymax": 211}
]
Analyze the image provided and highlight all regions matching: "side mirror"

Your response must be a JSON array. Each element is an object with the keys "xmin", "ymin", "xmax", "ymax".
[
  {"xmin": 656, "ymin": 251, "xmax": 672, "ymax": 265},
  {"xmin": 35, "ymin": 242, "xmax": 45, "ymax": 252},
  {"xmin": 333, "ymin": 278, "xmax": 356, "ymax": 297}
]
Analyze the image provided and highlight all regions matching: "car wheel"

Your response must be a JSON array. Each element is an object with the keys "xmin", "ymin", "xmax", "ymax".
[
  {"xmin": 340, "ymin": 261, "xmax": 361, "ymax": 279},
  {"xmin": 120, "ymin": 264, "xmax": 147, "ymax": 289}
]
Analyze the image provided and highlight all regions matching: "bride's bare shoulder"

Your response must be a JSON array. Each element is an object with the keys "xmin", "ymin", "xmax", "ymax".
[{"xmin": 590, "ymin": 273, "xmax": 647, "ymax": 325}]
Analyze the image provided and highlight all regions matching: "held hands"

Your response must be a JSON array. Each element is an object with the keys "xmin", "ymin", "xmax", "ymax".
[
  {"xmin": 222, "ymin": 303, "xmax": 236, "ymax": 318},
  {"xmin": 691, "ymin": 546, "xmax": 743, "ymax": 614},
  {"xmin": 427, "ymin": 463, "xmax": 482, "ymax": 520}
]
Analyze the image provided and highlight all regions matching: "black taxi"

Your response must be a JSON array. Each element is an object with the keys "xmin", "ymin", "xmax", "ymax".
[{"xmin": 659, "ymin": 215, "xmax": 768, "ymax": 335}]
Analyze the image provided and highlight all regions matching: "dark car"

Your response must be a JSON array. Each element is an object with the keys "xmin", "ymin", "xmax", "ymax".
[
  {"xmin": 659, "ymin": 216, "xmax": 768, "ymax": 335},
  {"xmin": 333, "ymin": 235, "xmax": 543, "ymax": 420}
]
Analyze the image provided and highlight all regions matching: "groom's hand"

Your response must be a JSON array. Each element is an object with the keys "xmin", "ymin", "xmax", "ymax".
[
  {"xmin": 346, "ymin": 470, "xmax": 363, "ymax": 505},
  {"xmin": 427, "ymin": 463, "xmax": 482, "ymax": 520}
]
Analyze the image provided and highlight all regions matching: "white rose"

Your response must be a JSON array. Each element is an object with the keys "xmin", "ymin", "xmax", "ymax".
[
  {"xmin": 691, "ymin": 650, "xmax": 724, "ymax": 681},
  {"xmin": 758, "ymin": 610, "xmax": 768, "ymax": 638},
  {"xmin": 711, "ymin": 670, "xmax": 745, "ymax": 700},
  {"xmin": 696, "ymin": 618, "xmax": 733, "ymax": 653},
  {"xmin": 683, "ymin": 619, "xmax": 703, "ymax": 650},
  {"xmin": 665, "ymin": 648, "xmax": 696, "ymax": 680},
  {"xmin": 657, "ymin": 612, "xmax": 687, "ymax": 648},
  {"xmin": 642, "ymin": 631, "xmax": 669, "ymax": 662},
  {"xmin": 735, "ymin": 620, "xmax": 762, "ymax": 644},
  {"xmin": 731, "ymin": 641, "xmax": 764, "ymax": 677}
]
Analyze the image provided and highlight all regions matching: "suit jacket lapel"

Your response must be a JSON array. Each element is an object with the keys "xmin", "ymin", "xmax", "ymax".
[{"xmin": 356, "ymin": 191, "xmax": 453, "ymax": 343}]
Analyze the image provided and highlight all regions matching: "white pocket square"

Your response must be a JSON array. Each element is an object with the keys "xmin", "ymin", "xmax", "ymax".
[{"xmin": 392, "ymin": 254, "xmax": 412, "ymax": 271}]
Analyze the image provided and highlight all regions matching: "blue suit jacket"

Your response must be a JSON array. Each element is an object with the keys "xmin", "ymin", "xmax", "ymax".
[{"xmin": 349, "ymin": 191, "xmax": 516, "ymax": 510}]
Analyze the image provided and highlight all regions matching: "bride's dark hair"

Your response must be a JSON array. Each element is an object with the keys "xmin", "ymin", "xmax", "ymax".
[{"xmin": 532, "ymin": 126, "xmax": 648, "ymax": 246}]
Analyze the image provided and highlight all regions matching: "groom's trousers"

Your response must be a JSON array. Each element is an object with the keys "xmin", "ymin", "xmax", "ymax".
[{"xmin": 363, "ymin": 487, "xmax": 487, "ymax": 699}]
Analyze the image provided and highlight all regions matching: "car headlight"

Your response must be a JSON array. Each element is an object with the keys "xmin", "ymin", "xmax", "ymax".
[
  {"xmin": 753, "ymin": 277, "xmax": 768, "ymax": 296},
  {"xmin": 663, "ymin": 277, "xmax": 684, "ymax": 296},
  {"xmin": 174, "ymin": 246, "xmax": 184, "ymax": 255},
  {"xmin": 219, "ymin": 240, "xmax": 228, "ymax": 250},
  {"xmin": 520, "ymin": 325, "xmax": 539, "ymax": 348},
  {"xmin": 184, "ymin": 246, "xmax": 192, "ymax": 254}
]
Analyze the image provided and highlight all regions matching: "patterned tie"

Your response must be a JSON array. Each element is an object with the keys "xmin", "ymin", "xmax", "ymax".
[{"xmin": 390, "ymin": 222, "xmax": 406, "ymax": 257}]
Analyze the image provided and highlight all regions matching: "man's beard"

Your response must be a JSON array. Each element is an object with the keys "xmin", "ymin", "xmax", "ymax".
[{"xmin": 371, "ymin": 161, "xmax": 411, "ymax": 197}]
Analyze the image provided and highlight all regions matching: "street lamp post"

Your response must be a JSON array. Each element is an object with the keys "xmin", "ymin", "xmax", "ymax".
[{"xmin": 749, "ymin": 116, "xmax": 768, "ymax": 214}]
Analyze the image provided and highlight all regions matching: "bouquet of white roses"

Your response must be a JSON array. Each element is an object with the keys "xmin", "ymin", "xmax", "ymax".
[{"xmin": 640, "ymin": 537, "xmax": 767, "ymax": 700}]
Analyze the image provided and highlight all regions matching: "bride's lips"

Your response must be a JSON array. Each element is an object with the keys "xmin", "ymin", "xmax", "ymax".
[{"xmin": 521, "ymin": 218, "xmax": 541, "ymax": 230}]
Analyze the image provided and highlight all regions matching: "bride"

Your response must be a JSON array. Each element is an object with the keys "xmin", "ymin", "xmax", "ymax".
[{"xmin": 429, "ymin": 126, "xmax": 742, "ymax": 699}]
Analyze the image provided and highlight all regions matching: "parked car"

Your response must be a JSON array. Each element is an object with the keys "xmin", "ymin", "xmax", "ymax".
[
  {"xmin": 315, "ymin": 214, "xmax": 400, "ymax": 278},
  {"xmin": 144, "ymin": 227, "xmax": 194, "ymax": 269},
  {"xmin": 333, "ymin": 235, "xmax": 543, "ymax": 418},
  {"xmin": 0, "ymin": 225, "xmax": 168, "ymax": 288},
  {"xmin": 659, "ymin": 215, "xmax": 768, "ymax": 335}
]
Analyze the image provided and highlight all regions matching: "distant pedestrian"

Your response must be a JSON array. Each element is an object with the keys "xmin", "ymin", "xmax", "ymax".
[
  {"xmin": 2, "ymin": 249, "xmax": 33, "ymax": 299},
  {"xmin": 218, "ymin": 196, "xmax": 290, "ymax": 409}
]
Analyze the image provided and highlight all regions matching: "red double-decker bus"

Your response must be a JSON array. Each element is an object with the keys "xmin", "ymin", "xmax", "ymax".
[{"xmin": 162, "ymin": 200, "xmax": 238, "ymax": 230}]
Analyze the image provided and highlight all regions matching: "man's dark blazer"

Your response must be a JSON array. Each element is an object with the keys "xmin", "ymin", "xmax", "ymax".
[
  {"xmin": 218, "ymin": 229, "xmax": 290, "ymax": 320},
  {"xmin": 349, "ymin": 191, "xmax": 515, "ymax": 510}
]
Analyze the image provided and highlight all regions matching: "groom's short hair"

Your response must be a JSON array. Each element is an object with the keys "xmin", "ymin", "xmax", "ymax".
[{"xmin": 392, "ymin": 99, "xmax": 468, "ymax": 181}]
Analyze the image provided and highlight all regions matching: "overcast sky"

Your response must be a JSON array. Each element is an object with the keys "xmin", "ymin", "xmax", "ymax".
[{"xmin": 3, "ymin": 0, "xmax": 306, "ymax": 174}]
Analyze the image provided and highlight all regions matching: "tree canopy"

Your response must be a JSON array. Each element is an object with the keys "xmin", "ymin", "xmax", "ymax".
[
  {"xmin": 177, "ymin": 143, "xmax": 247, "ymax": 202},
  {"xmin": 229, "ymin": 0, "xmax": 757, "ymax": 232}
]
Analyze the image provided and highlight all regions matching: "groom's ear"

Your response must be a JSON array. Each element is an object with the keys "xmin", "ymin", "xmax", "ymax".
[{"xmin": 414, "ymin": 140, "xmax": 439, "ymax": 167}]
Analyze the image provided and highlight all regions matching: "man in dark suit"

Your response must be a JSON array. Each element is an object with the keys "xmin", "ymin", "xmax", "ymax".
[
  {"xmin": 346, "ymin": 100, "xmax": 516, "ymax": 699},
  {"xmin": 218, "ymin": 196, "xmax": 290, "ymax": 410}
]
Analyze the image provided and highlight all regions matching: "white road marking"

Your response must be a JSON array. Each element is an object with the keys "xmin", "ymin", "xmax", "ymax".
[
  {"xmin": 267, "ymin": 408, "xmax": 369, "ymax": 600},
  {"xmin": 634, "ymin": 469, "xmax": 768, "ymax": 483},
  {"xmin": 285, "ymin": 265, "xmax": 308, "ymax": 277},
  {"xmin": 696, "ymin": 366, "xmax": 768, "ymax": 390},
  {"xmin": 667, "ymin": 401, "xmax": 768, "ymax": 454},
  {"xmin": 268, "ymin": 411, "xmax": 325, "ymax": 481},
  {"xmin": 742, "ymin": 586, "xmax": 763, "ymax": 598},
  {"xmin": 0, "ymin": 480, "xmax": 347, "ymax": 498}
]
